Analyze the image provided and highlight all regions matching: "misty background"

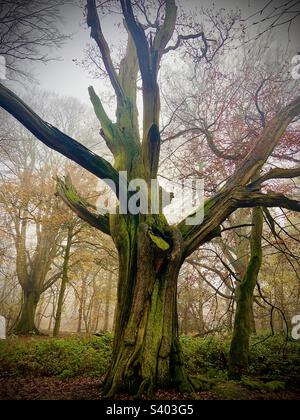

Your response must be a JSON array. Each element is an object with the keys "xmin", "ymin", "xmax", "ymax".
[{"xmin": 9, "ymin": 0, "xmax": 300, "ymax": 103}]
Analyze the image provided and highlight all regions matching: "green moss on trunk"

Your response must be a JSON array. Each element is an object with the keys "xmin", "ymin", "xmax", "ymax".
[
  {"xmin": 104, "ymin": 219, "xmax": 193, "ymax": 397},
  {"xmin": 229, "ymin": 208, "xmax": 263, "ymax": 378}
]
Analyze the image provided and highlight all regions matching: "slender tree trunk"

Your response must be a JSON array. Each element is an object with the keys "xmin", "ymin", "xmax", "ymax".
[
  {"xmin": 36, "ymin": 294, "xmax": 45, "ymax": 329},
  {"xmin": 296, "ymin": 283, "xmax": 300, "ymax": 313},
  {"xmin": 48, "ymin": 288, "xmax": 57, "ymax": 332},
  {"xmin": 86, "ymin": 276, "xmax": 98, "ymax": 333},
  {"xmin": 103, "ymin": 271, "xmax": 113, "ymax": 331},
  {"xmin": 77, "ymin": 277, "xmax": 86, "ymax": 333},
  {"xmin": 77, "ymin": 302, "xmax": 83, "ymax": 333},
  {"xmin": 53, "ymin": 229, "xmax": 72, "ymax": 337},
  {"xmin": 104, "ymin": 219, "xmax": 193, "ymax": 397},
  {"xmin": 196, "ymin": 288, "xmax": 205, "ymax": 335},
  {"xmin": 39, "ymin": 292, "xmax": 53, "ymax": 330},
  {"xmin": 48, "ymin": 314, "xmax": 53, "ymax": 332},
  {"xmin": 14, "ymin": 289, "xmax": 40, "ymax": 335},
  {"xmin": 229, "ymin": 208, "xmax": 263, "ymax": 378},
  {"xmin": 226, "ymin": 287, "xmax": 234, "ymax": 332},
  {"xmin": 181, "ymin": 306, "xmax": 189, "ymax": 335},
  {"xmin": 96, "ymin": 304, "xmax": 101, "ymax": 332},
  {"xmin": 250, "ymin": 305, "xmax": 256, "ymax": 334},
  {"xmin": 53, "ymin": 279, "xmax": 68, "ymax": 337}
]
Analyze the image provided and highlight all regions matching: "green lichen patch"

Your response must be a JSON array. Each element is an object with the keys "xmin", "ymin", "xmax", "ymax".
[{"xmin": 148, "ymin": 231, "xmax": 170, "ymax": 251}]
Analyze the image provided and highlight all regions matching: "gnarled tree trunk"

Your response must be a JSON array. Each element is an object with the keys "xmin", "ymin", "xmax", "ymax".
[{"xmin": 104, "ymin": 218, "xmax": 192, "ymax": 397}]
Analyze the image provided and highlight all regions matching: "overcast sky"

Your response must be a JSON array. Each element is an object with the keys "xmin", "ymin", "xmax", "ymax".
[{"xmin": 26, "ymin": 0, "xmax": 300, "ymax": 104}]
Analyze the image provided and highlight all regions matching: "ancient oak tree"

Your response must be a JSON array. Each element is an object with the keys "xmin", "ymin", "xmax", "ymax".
[{"xmin": 0, "ymin": 0, "xmax": 300, "ymax": 396}]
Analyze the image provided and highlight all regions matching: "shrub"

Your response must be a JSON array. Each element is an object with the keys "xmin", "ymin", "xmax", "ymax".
[
  {"xmin": 181, "ymin": 334, "xmax": 300, "ymax": 380},
  {"xmin": 0, "ymin": 333, "xmax": 299, "ymax": 382},
  {"xmin": 264, "ymin": 381, "xmax": 286, "ymax": 391},
  {"xmin": 181, "ymin": 335, "xmax": 230, "ymax": 376},
  {"xmin": 248, "ymin": 335, "xmax": 300, "ymax": 378},
  {"xmin": 0, "ymin": 334, "xmax": 113, "ymax": 378}
]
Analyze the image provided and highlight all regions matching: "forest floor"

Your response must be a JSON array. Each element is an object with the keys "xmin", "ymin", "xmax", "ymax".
[
  {"xmin": 0, "ymin": 334, "xmax": 300, "ymax": 400},
  {"xmin": 0, "ymin": 376, "xmax": 300, "ymax": 400}
]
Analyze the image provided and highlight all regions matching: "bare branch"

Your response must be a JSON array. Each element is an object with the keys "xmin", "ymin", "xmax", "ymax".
[
  {"xmin": 56, "ymin": 176, "xmax": 110, "ymax": 236},
  {"xmin": 233, "ymin": 188, "xmax": 300, "ymax": 213},
  {"xmin": 153, "ymin": 0, "xmax": 177, "ymax": 61},
  {"xmin": 87, "ymin": 0, "xmax": 125, "ymax": 101},
  {"xmin": 250, "ymin": 166, "xmax": 300, "ymax": 187},
  {"xmin": 0, "ymin": 83, "xmax": 122, "ymax": 196},
  {"xmin": 225, "ymin": 96, "xmax": 300, "ymax": 189},
  {"xmin": 120, "ymin": 0, "xmax": 152, "ymax": 88},
  {"xmin": 178, "ymin": 96, "xmax": 300, "ymax": 256},
  {"xmin": 164, "ymin": 31, "xmax": 216, "ymax": 54}
]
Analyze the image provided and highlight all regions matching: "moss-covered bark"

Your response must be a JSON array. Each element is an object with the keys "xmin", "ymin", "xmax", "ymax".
[
  {"xmin": 229, "ymin": 207, "xmax": 263, "ymax": 378},
  {"xmin": 85, "ymin": 6, "xmax": 194, "ymax": 396},
  {"xmin": 103, "ymin": 217, "xmax": 193, "ymax": 397}
]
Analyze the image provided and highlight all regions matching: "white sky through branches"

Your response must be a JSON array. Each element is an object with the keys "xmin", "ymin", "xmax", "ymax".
[{"xmin": 29, "ymin": 0, "xmax": 300, "ymax": 104}]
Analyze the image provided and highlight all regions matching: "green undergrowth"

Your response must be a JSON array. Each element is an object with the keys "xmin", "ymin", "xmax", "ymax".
[
  {"xmin": 0, "ymin": 334, "xmax": 113, "ymax": 379},
  {"xmin": 181, "ymin": 334, "xmax": 300, "ymax": 383},
  {"xmin": 0, "ymin": 333, "xmax": 299, "ymax": 391}
]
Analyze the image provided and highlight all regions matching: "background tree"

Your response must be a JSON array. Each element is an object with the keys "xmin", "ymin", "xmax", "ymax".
[
  {"xmin": 0, "ymin": 89, "xmax": 110, "ymax": 334},
  {"xmin": 0, "ymin": 0, "xmax": 69, "ymax": 80},
  {"xmin": 161, "ymin": 40, "xmax": 300, "ymax": 375},
  {"xmin": 0, "ymin": 164, "xmax": 68, "ymax": 334}
]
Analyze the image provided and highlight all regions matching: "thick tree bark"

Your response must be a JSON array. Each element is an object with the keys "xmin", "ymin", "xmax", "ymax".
[
  {"xmin": 14, "ymin": 289, "xmax": 40, "ymax": 335},
  {"xmin": 229, "ymin": 207, "xmax": 263, "ymax": 378},
  {"xmin": 104, "ymin": 218, "xmax": 193, "ymax": 397}
]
